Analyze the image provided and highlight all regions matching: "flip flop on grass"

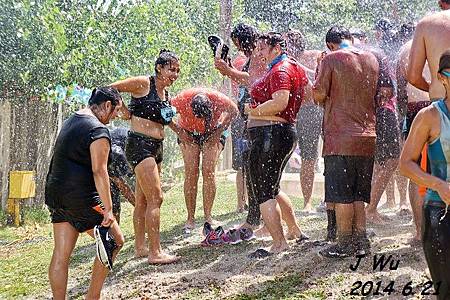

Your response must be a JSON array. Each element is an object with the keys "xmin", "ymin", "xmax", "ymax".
[{"xmin": 248, "ymin": 248, "xmax": 273, "ymax": 259}]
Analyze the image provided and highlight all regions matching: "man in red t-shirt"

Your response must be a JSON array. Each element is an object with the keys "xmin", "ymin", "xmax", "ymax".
[
  {"xmin": 313, "ymin": 26, "xmax": 378, "ymax": 258},
  {"xmin": 171, "ymin": 88, "xmax": 238, "ymax": 232}
]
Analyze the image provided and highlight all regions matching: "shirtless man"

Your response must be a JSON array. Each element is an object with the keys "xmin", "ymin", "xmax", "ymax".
[
  {"xmin": 408, "ymin": 0, "xmax": 450, "ymax": 100},
  {"xmin": 398, "ymin": 40, "xmax": 431, "ymax": 243},
  {"xmin": 406, "ymin": 0, "xmax": 450, "ymax": 242},
  {"xmin": 284, "ymin": 29, "xmax": 323, "ymax": 213}
]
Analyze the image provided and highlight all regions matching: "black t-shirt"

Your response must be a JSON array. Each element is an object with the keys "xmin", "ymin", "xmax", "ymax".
[
  {"xmin": 108, "ymin": 127, "xmax": 132, "ymax": 207},
  {"xmin": 108, "ymin": 127, "xmax": 131, "ymax": 179},
  {"xmin": 45, "ymin": 113, "xmax": 111, "ymax": 209}
]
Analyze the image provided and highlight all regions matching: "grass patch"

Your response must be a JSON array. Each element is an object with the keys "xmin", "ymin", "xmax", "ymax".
[
  {"xmin": 0, "ymin": 209, "xmax": 7, "ymax": 227},
  {"xmin": 22, "ymin": 206, "xmax": 51, "ymax": 225},
  {"xmin": 0, "ymin": 176, "xmax": 242, "ymax": 299}
]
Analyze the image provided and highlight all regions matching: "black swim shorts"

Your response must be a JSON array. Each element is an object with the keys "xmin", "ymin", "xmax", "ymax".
[
  {"xmin": 125, "ymin": 131, "xmax": 163, "ymax": 169},
  {"xmin": 324, "ymin": 155, "xmax": 374, "ymax": 204},
  {"xmin": 177, "ymin": 130, "xmax": 228, "ymax": 149},
  {"xmin": 247, "ymin": 124, "xmax": 297, "ymax": 205},
  {"xmin": 48, "ymin": 205, "xmax": 104, "ymax": 233}
]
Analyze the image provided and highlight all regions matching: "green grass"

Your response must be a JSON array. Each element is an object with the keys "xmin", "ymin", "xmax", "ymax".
[
  {"xmin": 0, "ymin": 176, "xmax": 246, "ymax": 298},
  {"xmin": 0, "ymin": 209, "xmax": 7, "ymax": 227}
]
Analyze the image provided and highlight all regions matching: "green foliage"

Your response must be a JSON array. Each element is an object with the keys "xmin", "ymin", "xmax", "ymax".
[
  {"xmin": 0, "ymin": 210, "xmax": 7, "ymax": 227},
  {"xmin": 243, "ymin": 0, "xmax": 439, "ymax": 48},
  {"xmin": 0, "ymin": 0, "xmax": 225, "ymax": 174},
  {"xmin": 22, "ymin": 207, "xmax": 50, "ymax": 225},
  {"xmin": 0, "ymin": 0, "xmax": 223, "ymax": 99}
]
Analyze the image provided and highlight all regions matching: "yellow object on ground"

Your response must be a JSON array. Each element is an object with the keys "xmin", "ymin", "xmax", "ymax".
[
  {"xmin": 9, "ymin": 170, "xmax": 36, "ymax": 198},
  {"xmin": 7, "ymin": 171, "xmax": 36, "ymax": 226}
]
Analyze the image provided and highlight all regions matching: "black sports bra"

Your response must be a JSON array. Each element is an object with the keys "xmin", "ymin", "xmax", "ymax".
[{"xmin": 128, "ymin": 76, "xmax": 176, "ymax": 125}]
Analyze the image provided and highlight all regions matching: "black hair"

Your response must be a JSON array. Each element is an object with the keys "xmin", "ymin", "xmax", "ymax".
[
  {"xmin": 398, "ymin": 22, "xmax": 416, "ymax": 41},
  {"xmin": 443, "ymin": 0, "xmax": 450, "ymax": 4},
  {"xmin": 375, "ymin": 18, "xmax": 393, "ymax": 32},
  {"xmin": 191, "ymin": 93, "xmax": 212, "ymax": 120},
  {"xmin": 325, "ymin": 26, "xmax": 352, "ymax": 44},
  {"xmin": 438, "ymin": 49, "xmax": 450, "ymax": 74},
  {"xmin": 155, "ymin": 49, "xmax": 179, "ymax": 74},
  {"xmin": 257, "ymin": 32, "xmax": 287, "ymax": 51},
  {"xmin": 285, "ymin": 29, "xmax": 306, "ymax": 53},
  {"xmin": 88, "ymin": 86, "xmax": 121, "ymax": 107},
  {"xmin": 231, "ymin": 23, "xmax": 259, "ymax": 52},
  {"xmin": 349, "ymin": 28, "xmax": 367, "ymax": 39}
]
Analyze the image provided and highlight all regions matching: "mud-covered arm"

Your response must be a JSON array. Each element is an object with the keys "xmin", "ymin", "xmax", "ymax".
[
  {"xmin": 399, "ymin": 108, "xmax": 450, "ymax": 205},
  {"xmin": 312, "ymin": 57, "xmax": 331, "ymax": 104},
  {"xmin": 407, "ymin": 23, "xmax": 429, "ymax": 92}
]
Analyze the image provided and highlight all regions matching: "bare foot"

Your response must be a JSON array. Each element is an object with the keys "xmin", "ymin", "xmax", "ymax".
[
  {"xmin": 205, "ymin": 217, "xmax": 218, "ymax": 225},
  {"xmin": 239, "ymin": 222, "xmax": 259, "ymax": 231},
  {"xmin": 270, "ymin": 242, "xmax": 289, "ymax": 253},
  {"xmin": 254, "ymin": 225, "xmax": 270, "ymax": 238},
  {"xmin": 236, "ymin": 206, "xmax": 245, "ymax": 213},
  {"xmin": 302, "ymin": 203, "xmax": 313, "ymax": 213},
  {"xmin": 148, "ymin": 253, "xmax": 181, "ymax": 265},
  {"xmin": 286, "ymin": 227, "xmax": 302, "ymax": 240},
  {"xmin": 134, "ymin": 248, "xmax": 149, "ymax": 258},
  {"xmin": 366, "ymin": 212, "xmax": 389, "ymax": 225},
  {"xmin": 379, "ymin": 202, "xmax": 397, "ymax": 210},
  {"xmin": 185, "ymin": 220, "xmax": 195, "ymax": 228}
]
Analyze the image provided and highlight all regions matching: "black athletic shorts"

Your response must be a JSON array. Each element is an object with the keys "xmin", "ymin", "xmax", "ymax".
[
  {"xmin": 247, "ymin": 124, "xmax": 296, "ymax": 205},
  {"xmin": 324, "ymin": 155, "xmax": 374, "ymax": 204},
  {"xmin": 177, "ymin": 130, "xmax": 227, "ymax": 148},
  {"xmin": 126, "ymin": 131, "xmax": 163, "ymax": 169},
  {"xmin": 296, "ymin": 104, "xmax": 323, "ymax": 160},
  {"xmin": 48, "ymin": 204, "xmax": 103, "ymax": 233},
  {"xmin": 231, "ymin": 116, "xmax": 247, "ymax": 170},
  {"xmin": 375, "ymin": 107, "xmax": 401, "ymax": 163}
]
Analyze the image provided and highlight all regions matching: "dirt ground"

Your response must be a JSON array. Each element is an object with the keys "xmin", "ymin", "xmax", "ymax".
[{"xmin": 80, "ymin": 209, "xmax": 432, "ymax": 300}]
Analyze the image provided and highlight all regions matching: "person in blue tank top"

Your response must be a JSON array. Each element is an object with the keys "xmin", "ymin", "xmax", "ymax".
[{"xmin": 400, "ymin": 49, "xmax": 450, "ymax": 300}]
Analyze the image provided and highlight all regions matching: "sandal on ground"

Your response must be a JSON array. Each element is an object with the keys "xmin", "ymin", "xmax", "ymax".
[
  {"xmin": 398, "ymin": 208, "xmax": 411, "ymax": 216},
  {"xmin": 248, "ymin": 248, "xmax": 273, "ymax": 259},
  {"xmin": 296, "ymin": 234, "xmax": 310, "ymax": 244},
  {"xmin": 183, "ymin": 224, "xmax": 195, "ymax": 235}
]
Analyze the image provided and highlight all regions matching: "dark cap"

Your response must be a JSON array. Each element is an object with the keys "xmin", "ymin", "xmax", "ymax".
[{"xmin": 439, "ymin": 49, "xmax": 450, "ymax": 73}]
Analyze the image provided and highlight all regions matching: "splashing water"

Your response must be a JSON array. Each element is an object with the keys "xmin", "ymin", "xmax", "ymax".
[{"xmin": 439, "ymin": 204, "xmax": 449, "ymax": 222}]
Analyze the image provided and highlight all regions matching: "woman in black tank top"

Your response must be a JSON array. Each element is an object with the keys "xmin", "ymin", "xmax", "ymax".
[{"xmin": 110, "ymin": 50, "xmax": 188, "ymax": 264}]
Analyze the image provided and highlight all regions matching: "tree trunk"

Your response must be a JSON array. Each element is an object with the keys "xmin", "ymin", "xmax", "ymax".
[{"xmin": 0, "ymin": 100, "xmax": 11, "ymax": 209}]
